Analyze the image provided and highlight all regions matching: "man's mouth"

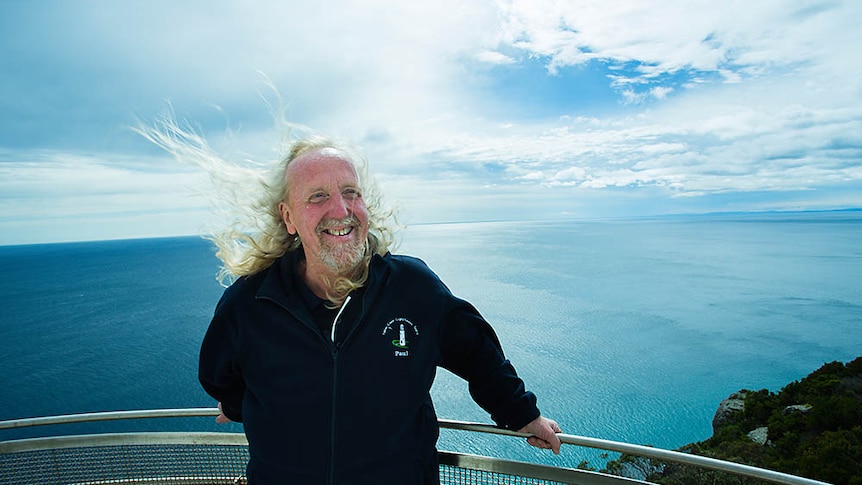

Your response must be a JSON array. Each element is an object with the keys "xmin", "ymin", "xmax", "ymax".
[
  {"xmin": 319, "ymin": 217, "xmax": 359, "ymax": 237},
  {"xmin": 323, "ymin": 226, "xmax": 354, "ymax": 237}
]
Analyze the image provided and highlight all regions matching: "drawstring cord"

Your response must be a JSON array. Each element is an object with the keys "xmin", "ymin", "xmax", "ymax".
[{"xmin": 330, "ymin": 295, "xmax": 351, "ymax": 342}]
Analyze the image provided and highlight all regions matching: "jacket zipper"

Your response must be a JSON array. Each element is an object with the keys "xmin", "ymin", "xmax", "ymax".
[{"xmin": 329, "ymin": 295, "xmax": 350, "ymax": 485}]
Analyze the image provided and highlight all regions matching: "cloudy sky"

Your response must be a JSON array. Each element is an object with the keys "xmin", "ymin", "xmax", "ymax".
[{"xmin": 1, "ymin": 0, "xmax": 860, "ymax": 244}]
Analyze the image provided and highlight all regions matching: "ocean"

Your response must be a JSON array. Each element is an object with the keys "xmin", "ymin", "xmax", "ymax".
[{"xmin": 1, "ymin": 212, "xmax": 861, "ymax": 470}]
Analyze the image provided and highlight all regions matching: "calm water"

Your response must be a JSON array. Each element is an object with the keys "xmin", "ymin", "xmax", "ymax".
[{"xmin": 1, "ymin": 212, "xmax": 861, "ymax": 469}]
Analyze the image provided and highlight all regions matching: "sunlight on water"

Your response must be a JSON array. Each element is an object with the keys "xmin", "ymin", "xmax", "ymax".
[
  {"xmin": 1, "ymin": 213, "xmax": 860, "ymax": 470},
  {"xmin": 400, "ymin": 216, "xmax": 862, "ymax": 468}
]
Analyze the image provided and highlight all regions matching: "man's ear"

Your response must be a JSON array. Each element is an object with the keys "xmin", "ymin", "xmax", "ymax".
[{"xmin": 278, "ymin": 201, "xmax": 296, "ymax": 235}]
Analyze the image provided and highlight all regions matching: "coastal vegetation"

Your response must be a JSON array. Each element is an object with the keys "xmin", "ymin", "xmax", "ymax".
[{"xmin": 587, "ymin": 357, "xmax": 862, "ymax": 484}]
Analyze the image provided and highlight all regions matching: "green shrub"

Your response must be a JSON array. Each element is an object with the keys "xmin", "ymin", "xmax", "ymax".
[{"xmin": 602, "ymin": 357, "xmax": 862, "ymax": 484}]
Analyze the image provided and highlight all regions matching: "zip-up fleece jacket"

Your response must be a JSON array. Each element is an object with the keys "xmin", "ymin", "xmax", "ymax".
[{"xmin": 199, "ymin": 251, "xmax": 541, "ymax": 484}]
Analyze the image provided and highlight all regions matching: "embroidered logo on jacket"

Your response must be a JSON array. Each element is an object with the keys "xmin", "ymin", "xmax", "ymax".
[{"xmin": 382, "ymin": 318, "xmax": 419, "ymax": 357}]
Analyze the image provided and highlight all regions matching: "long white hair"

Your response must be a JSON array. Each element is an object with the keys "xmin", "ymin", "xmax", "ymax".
[{"xmin": 135, "ymin": 110, "xmax": 399, "ymax": 299}]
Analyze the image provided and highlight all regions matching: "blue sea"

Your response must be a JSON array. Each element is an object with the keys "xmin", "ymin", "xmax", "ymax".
[{"xmin": 2, "ymin": 212, "xmax": 861, "ymax": 470}]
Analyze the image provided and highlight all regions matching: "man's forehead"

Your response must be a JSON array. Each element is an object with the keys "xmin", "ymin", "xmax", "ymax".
[
  {"xmin": 290, "ymin": 147, "xmax": 355, "ymax": 170},
  {"xmin": 286, "ymin": 147, "xmax": 361, "ymax": 193}
]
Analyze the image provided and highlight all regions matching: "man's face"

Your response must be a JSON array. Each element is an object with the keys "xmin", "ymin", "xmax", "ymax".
[{"xmin": 279, "ymin": 148, "xmax": 370, "ymax": 276}]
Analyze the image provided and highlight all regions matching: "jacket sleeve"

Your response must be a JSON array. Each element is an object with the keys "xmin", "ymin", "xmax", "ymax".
[
  {"xmin": 438, "ymin": 303, "xmax": 540, "ymax": 431},
  {"xmin": 198, "ymin": 305, "xmax": 245, "ymax": 423}
]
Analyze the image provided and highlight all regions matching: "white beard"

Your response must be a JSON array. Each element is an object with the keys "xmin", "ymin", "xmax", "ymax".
[
  {"xmin": 318, "ymin": 236, "xmax": 367, "ymax": 273},
  {"xmin": 315, "ymin": 216, "xmax": 367, "ymax": 273}
]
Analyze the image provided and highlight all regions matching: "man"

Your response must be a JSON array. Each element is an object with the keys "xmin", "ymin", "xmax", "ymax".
[{"xmin": 198, "ymin": 136, "xmax": 562, "ymax": 484}]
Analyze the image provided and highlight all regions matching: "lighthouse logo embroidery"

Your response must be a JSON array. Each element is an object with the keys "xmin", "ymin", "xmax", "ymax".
[{"xmin": 382, "ymin": 318, "xmax": 419, "ymax": 357}]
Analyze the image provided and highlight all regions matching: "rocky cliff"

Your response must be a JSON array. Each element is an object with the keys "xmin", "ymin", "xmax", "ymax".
[
  {"xmin": 602, "ymin": 357, "xmax": 862, "ymax": 485},
  {"xmin": 701, "ymin": 357, "xmax": 862, "ymax": 485}
]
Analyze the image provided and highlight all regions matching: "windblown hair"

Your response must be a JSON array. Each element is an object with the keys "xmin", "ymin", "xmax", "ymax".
[{"xmin": 136, "ymin": 112, "xmax": 399, "ymax": 305}]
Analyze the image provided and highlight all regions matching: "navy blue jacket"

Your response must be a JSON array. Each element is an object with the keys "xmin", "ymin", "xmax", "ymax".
[{"xmin": 199, "ymin": 251, "xmax": 540, "ymax": 484}]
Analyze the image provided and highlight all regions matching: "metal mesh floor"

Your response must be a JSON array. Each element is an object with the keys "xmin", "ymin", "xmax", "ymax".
[
  {"xmin": 0, "ymin": 410, "xmax": 825, "ymax": 485},
  {"xmin": 439, "ymin": 463, "xmax": 578, "ymax": 485},
  {"xmin": 1, "ymin": 442, "xmax": 591, "ymax": 485},
  {"xmin": 1, "ymin": 444, "xmax": 249, "ymax": 485}
]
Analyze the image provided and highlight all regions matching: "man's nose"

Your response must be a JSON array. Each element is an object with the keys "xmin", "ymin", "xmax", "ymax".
[{"xmin": 329, "ymin": 193, "xmax": 351, "ymax": 218}]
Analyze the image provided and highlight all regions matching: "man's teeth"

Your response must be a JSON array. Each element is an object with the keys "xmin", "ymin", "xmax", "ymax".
[{"xmin": 325, "ymin": 227, "xmax": 353, "ymax": 236}]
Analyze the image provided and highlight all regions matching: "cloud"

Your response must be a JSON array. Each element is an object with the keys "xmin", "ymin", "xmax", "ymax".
[
  {"xmin": 404, "ymin": 0, "xmax": 862, "ymax": 202},
  {"xmin": 475, "ymin": 50, "xmax": 517, "ymax": 65},
  {"xmin": 1, "ymin": 0, "xmax": 860, "ymax": 243},
  {"xmin": 492, "ymin": 0, "xmax": 861, "ymax": 99},
  {"xmin": 0, "ymin": 148, "xmax": 209, "ymax": 244},
  {"xmin": 422, "ymin": 70, "xmax": 862, "ymax": 197}
]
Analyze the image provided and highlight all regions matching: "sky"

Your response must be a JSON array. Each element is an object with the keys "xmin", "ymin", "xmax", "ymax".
[{"xmin": 1, "ymin": 0, "xmax": 861, "ymax": 245}]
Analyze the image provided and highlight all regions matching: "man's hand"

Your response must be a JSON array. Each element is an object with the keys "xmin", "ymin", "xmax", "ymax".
[
  {"xmin": 518, "ymin": 415, "xmax": 562, "ymax": 454},
  {"xmin": 216, "ymin": 402, "xmax": 232, "ymax": 424}
]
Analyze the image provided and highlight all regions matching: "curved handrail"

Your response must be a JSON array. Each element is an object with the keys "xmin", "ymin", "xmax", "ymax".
[
  {"xmin": 0, "ymin": 431, "xmax": 249, "ymax": 454},
  {"xmin": 439, "ymin": 420, "xmax": 831, "ymax": 485},
  {"xmin": 1, "ymin": 409, "xmax": 833, "ymax": 485},
  {"xmin": 0, "ymin": 408, "xmax": 218, "ymax": 430}
]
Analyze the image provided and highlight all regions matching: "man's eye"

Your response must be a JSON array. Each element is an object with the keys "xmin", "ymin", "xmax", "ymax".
[
  {"xmin": 309, "ymin": 193, "xmax": 328, "ymax": 203},
  {"xmin": 343, "ymin": 189, "xmax": 361, "ymax": 199}
]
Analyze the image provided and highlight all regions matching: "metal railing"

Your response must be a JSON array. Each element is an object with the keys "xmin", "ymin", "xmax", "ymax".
[{"xmin": 0, "ymin": 409, "xmax": 832, "ymax": 485}]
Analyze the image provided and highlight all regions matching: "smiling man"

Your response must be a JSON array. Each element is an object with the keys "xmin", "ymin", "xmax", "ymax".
[
  {"xmin": 195, "ymin": 135, "xmax": 562, "ymax": 484},
  {"xmin": 278, "ymin": 146, "xmax": 370, "ymax": 302}
]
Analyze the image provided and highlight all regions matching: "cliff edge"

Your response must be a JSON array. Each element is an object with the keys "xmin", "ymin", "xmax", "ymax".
[{"xmin": 603, "ymin": 356, "xmax": 862, "ymax": 485}]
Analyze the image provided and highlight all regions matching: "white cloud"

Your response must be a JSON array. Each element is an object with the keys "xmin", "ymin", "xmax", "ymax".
[
  {"xmin": 551, "ymin": 166, "xmax": 587, "ymax": 184},
  {"xmin": 422, "ymin": 65, "xmax": 862, "ymax": 197},
  {"xmin": 0, "ymin": 149, "xmax": 210, "ymax": 243},
  {"xmin": 650, "ymin": 86, "xmax": 674, "ymax": 99},
  {"xmin": 494, "ymin": 0, "xmax": 862, "ymax": 97},
  {"xmin": 1, "ymin": 0, "xmax": 861, "ymax": 243},
  {"xmin": 475, "ymin": 50, "xmax": 517, "ymax": 65}
]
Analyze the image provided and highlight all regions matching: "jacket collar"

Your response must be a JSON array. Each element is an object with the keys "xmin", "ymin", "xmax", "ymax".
[
  {"xmin": 256, "ymin": 249, "xmax": 304, "ymax": 311},
  {"xmin": 255, "ymin": 249, "xmax": 392, "ymax": 313}
]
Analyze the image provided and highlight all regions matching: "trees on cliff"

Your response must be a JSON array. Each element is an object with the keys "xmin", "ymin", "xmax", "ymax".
[{"xmin": 600, "ymin": 356, "xmax": 862, "ymax": 485}]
